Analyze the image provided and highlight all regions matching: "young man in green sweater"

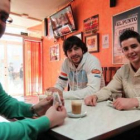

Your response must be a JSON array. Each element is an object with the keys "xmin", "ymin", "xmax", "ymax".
[{"xmin": 0, "ymin": 0, "xmax": 67, "ymax": 139}]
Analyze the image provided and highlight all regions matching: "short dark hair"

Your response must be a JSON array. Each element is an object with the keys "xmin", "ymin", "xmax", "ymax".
[
  {"xmin": 63, "ymin": 36, "xmax": 88, "ymax": 56},
  {"xmin": 119, "ymin": 30, "xmax": 140, "ymax": 46}
]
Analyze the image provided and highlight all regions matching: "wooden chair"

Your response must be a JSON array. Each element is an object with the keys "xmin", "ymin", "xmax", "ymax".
[{"xmin": 102, "ymin": 67, "xmax": 120, "ymax": 86}]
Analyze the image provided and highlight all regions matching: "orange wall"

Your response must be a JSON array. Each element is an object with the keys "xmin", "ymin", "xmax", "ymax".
[{"xmin": 42, "ymin": 0, "xmax": 140, "ymax": 90}]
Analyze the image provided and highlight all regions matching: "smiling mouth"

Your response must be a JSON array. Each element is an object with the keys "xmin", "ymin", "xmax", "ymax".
[
  {"xmin": 71, "ymin": 56, "xmax": 79, "ymax": 60},
  {"xmin": 129, "ymin": 55, "xmax": 137, "ymax": 59},
  {"xmin": 72, "ymin": 58, "xmax": 79, "ymax": 62}
]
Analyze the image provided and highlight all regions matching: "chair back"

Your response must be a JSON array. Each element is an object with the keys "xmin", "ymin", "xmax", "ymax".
[{"xmin": 102, "ymin": 67, "xmax": 120, "ymax": 85}]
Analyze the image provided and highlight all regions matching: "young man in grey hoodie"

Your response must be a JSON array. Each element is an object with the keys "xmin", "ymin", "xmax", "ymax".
[{"xmin": 47, "ymin": 36, "xmax": 104, "ymax": 99}]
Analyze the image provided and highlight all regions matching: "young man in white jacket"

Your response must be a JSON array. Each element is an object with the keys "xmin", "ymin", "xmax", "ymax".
[
  {"xmin": 47, "ymin": 36, "xmax": 104, "ymax": 99},
  {"xmin": 84, "ymin": 30, "xmax": 140, "ymax": 110}
]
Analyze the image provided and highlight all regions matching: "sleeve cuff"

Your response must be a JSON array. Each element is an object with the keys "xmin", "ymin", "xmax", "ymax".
[
  {"xmin": 135, "ymin": 97, "xmax": 140, "ymax": 109},
  {"xmin": 32, "ymin": 116, "xmax": 51, "ymax": 133}
]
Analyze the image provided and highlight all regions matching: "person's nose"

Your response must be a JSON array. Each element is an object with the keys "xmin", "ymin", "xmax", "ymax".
[
  {"xmin": 128, "ymin": 47, "xmax": 134, "ymax": 54},
  {"xmin": 71, "ymin": 49, "xmax": 76, "ymax": 55}
]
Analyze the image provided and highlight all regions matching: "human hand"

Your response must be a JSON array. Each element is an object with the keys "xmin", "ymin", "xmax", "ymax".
[
  {"xmin": 84, "ymin": 95, "xmax": 97, "ymax": 106},
  {"xmin": 32, "ymin": 96, "xmax": 53, "ymax": 116},
  {"xmin": 45, "ymin": 102, "xmax": 67, "ymax": 128},
  {"xmin": 113, "ymin": 98, "xmax": 139, "ymax": 110},
  {"xmin": 47, "ymin": 87, "xmax": 63, "ymax": 97},
  {"xmin": 46, "ymin": 87, "xmax": 64, "ymax": 105}
]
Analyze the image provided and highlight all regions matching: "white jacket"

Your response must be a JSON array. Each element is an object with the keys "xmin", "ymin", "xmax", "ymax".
[{"xmin": 55, "ymin": 52, "xmax": 105, "ymax": 99}]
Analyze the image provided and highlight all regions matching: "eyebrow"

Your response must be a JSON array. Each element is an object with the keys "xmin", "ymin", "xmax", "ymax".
[
  {"xmin": 130, "ymin": 43, "xmax": 138, "ymax": 45},
  {"xmin": 122, "ymin": 43, "xmax": 137, "ymax": 48}
]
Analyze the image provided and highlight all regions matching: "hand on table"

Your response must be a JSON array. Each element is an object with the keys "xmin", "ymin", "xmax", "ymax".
[
  {"xmin": 45, "ymin": 102, "xmax": 67, "ymax": 128},
  {"xmin": 84, "ymin": 95, "xmax": 97, "ymax": 106},
  {"xmin": 113, "ymin": 98, "xmax": 139, "ymax": 110}
]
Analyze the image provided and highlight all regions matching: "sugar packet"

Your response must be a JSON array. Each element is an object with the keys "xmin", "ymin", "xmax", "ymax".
[{"xmin": 53, "ymin": 92, "xmax": 62, "ymax": 106}]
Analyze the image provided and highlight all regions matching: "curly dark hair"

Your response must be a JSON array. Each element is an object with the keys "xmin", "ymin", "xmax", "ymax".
[{"xmin": 63, "ymin": 36, "xmax": 88, "ymax": 56}]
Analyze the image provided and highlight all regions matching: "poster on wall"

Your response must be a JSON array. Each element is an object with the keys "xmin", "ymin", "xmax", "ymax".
[
  {"xmin": 50, "ymin": 44, "xmax": 59, "ymax": 61},
  {"xmin": 102, "ymin": 34, "xmax": 109, "ymax": 49},
  {"xmin": 83, "ymin": 15, "xmax": 99, "ymax": 34},
  {"xmin": 85, "ymin": 34, "xmax": 99, "ymax": 53},
  {"xmin": 112, "ymin": 6, "xmax": 140, "ymax": 64}
]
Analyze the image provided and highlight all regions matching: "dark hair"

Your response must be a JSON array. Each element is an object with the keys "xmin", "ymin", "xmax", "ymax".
[
  {"xmin": 119, "ymin": 30, "xmax": 140, "ymax": 46},
  {"xmin": 63, "ymin": 36, "xmax": 88, "ymax": 56}
]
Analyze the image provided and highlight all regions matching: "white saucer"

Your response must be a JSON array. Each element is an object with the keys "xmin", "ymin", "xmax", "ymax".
[
  {"xmin": 107, "ymin": 100, "xmax": 114, "ymax": 107},
  {"xmin": 67, "ymin": 111, "xmax": 87, "ymax": 118}
]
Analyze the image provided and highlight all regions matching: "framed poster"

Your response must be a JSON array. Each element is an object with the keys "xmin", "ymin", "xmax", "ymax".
[
  {"xmin": 112, "ymin": 6, "xmax": 140, "ymax": 64},
  {"xmin": 83, "ymin": 15, "xmax": 99, "ymax": 34},
  {"xmin": 102, "ymin": 34, "xmax": 109, "ymax": 49},
  {"xmin": 50, "ymin": 44, "xmax": 59, "ymax": 61},
  {"xmin": 85, "ymin": 34, "xmax": 99, "ymax": 53}
]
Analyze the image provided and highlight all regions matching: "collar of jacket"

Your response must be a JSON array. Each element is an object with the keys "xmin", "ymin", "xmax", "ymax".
[{"xmin": 129, "ymin": 63, "xmax": 140, "ymax": 76}]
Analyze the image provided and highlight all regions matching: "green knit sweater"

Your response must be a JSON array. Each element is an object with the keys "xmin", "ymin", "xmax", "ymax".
[{"xmin": 0, "ymin": 83, "xmax": 50, "ymax": 140}]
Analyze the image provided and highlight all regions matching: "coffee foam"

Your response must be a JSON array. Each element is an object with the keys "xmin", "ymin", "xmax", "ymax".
[{"xmin": 72, "ymin": 101, "xmax": 81, "ymax": 105}]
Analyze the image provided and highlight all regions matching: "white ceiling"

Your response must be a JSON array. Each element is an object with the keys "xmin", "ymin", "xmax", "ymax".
[{"xmin": 9, "ymin": 0, "xmax": 72, "ymax": 28}]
